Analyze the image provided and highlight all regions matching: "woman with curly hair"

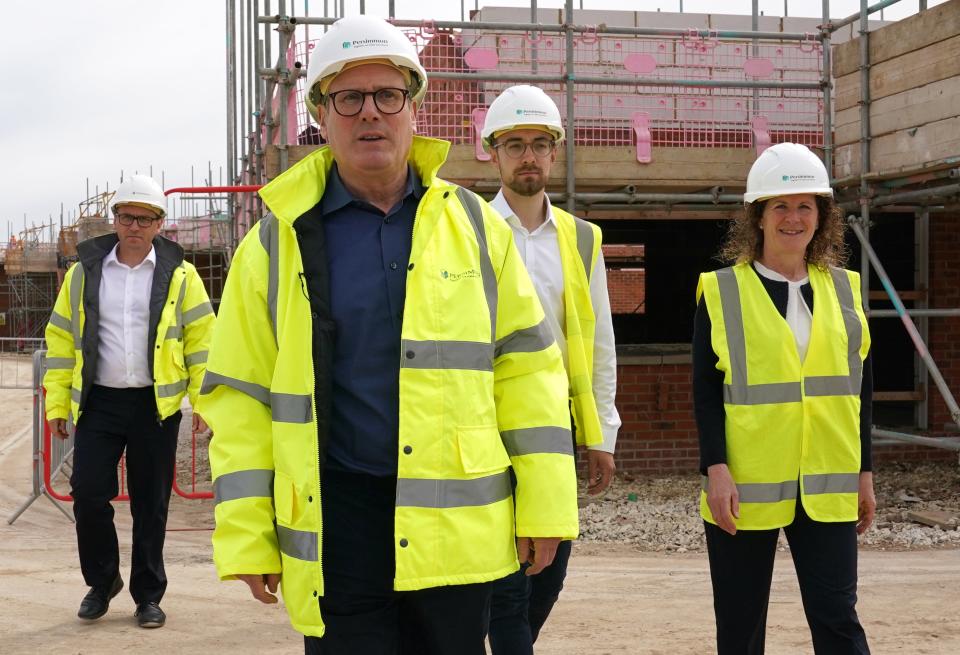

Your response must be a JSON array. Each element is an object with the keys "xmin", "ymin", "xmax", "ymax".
[{"xmin": 693, "ymin": 142, "xmax": 874, "ymax": 654}]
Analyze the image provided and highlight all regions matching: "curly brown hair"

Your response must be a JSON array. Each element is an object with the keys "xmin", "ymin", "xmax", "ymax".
[{"xmin": 717, "ymin": 195, "xmax": 849, "ymax": 269}]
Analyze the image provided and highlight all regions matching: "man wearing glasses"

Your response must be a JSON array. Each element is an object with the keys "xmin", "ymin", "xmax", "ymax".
[
  {"xmin": 200, "ymin": 15, "xmax": 578, "ymax": 655},
  {"xmin": 483, "ymin": 85, "xmax": 621, "ymax": 654},
  {"xmin": 43, "ymin": 174, "xmax": 214, "ymax": 629}
]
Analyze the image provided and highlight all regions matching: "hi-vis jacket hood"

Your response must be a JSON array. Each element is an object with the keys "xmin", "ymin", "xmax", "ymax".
[{"xmin": 201, "ymin": 136, "xmax": 579, "ymax": 638}]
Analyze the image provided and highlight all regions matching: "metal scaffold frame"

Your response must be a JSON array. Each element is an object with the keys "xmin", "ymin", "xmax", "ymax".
[
  {"xmin": 829, "ymin": 0, "xmax": 960, "ymax": 452},
  {"xmin": 223, "ymin": 0, "xmax": 959, "ymax": 451}
]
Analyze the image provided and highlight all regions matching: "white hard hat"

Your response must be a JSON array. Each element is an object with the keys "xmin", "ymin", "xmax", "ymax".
[
  {"xmin": 743, "ymin": 142, "xmax": 833, "ymax": 205},
  {"xmin": 109, "ymin": 174, "xmax": 166, "ymax": 218},
  {"xmin": 481, "ymin": 85, "xmax": 565, "ymax": 145},
  {"xmin": 304, "ymin": 15, "xmax": 428, "ymax": 123}
]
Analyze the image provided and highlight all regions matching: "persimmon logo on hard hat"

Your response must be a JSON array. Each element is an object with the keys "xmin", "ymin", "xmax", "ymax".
[
  {"xmin": 515, "ymin": 108, "xmax": 549, "ymax": 117},
  {"xmin": 782, "ymin": 174, "xmax": 816, "ymax": 182},
  {"xmin": 342, "ymin": 38, "xmax": 389, "ymax": 49}
]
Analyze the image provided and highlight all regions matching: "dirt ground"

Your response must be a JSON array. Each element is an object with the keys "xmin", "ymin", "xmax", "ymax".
[{"xmin": 3, "ymin": 387, "xmax": 960, "ymax": 654}]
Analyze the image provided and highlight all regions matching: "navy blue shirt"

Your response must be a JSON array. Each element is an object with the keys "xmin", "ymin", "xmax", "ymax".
[{"xmin": 317, "ymin": 164, "xmax": 423, "ymax": 476}]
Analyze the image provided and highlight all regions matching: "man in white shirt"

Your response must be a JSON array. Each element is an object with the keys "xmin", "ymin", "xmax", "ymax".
[
  {"xmin": 43, "ymin": 175, "xmax": 214, "ymax": 629},
  {"xmin": 482, "ymin": 86, "xmax": 621, "ymax": 653}
]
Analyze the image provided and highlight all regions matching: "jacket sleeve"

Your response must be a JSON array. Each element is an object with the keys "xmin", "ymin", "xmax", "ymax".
[
  {"xmin": 43, "ymin": 264, "xmax": 79, "ymax": 422},
  {"xmin": 180, "ymin": 266, "xmax": 215, "ymax": 409},
  {"xmin": 487, "ymin": 205, "xmax": 579, "ymax": 540},
  {"xmin": 197, "ymin": 226, "xmax": 281, "ymax": 579}
]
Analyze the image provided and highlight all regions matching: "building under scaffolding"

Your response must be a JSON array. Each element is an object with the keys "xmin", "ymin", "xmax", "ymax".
[{"xmin": 0, "ymin": 223, "xmax": 58, "ymax": 345}]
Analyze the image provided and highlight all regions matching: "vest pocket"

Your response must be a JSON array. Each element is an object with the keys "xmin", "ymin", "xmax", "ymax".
[{"xmin": 456, "ymin": 425, "xmax": 511, "ymax": 475}]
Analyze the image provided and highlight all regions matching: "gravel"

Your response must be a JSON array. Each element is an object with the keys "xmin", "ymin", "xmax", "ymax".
[{"xmin": 579, "ymin": 461, "xmax": 960, "ymax": 552}]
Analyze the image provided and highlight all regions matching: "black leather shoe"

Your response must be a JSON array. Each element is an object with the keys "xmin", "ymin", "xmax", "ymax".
[
  {"xmin": 77, "ymin": 574, "xmax": 123, "ymax": 621},
  {"xmin": 135, "ymin": 602, "xmax": 166, "ymax": 628}
]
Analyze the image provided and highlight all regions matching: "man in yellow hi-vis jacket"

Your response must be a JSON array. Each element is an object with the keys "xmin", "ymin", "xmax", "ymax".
[
  {"xmin": 198, "ymin": 16, "xmax": 578, "ymax": 655},
  {"xmin": 43, "ymin": 174, "xmax": 214, "ymax": 629}
]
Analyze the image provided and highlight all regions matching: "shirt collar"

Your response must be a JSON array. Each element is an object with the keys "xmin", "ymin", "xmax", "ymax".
[
  {"xmin": 321, "ymin": 163, "xmax": 423, "ymax": 215},
  {"xmin": 490, "ymin": 189, "xmax": 556, "ymax": 235},
  {"xmin": 103, "ymin": 242, "xmax": 156, "ymax": 270}
]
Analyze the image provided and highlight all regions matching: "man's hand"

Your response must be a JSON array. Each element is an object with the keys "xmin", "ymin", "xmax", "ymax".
[
  {"xmin": 192, "ymin": 412, "xmax": 209, "ymax": 436},
  {"xmin": 517, "ymin": 537, "xmax": 562, "ymax": 576},
  {"xmin": 236, "ymin": 573, "xmax": 282, "ymax": 604},
  {"xmin": 856, "ymin": 471, "xmax": 876, "ymax": 535},
  {"xmin": 49, "ymin": 418, "xmax": 70, "ymax": 440},
  {"xmin": 586, "ymin": 449, "xmax": 615, "ymax": 495},
  {"xmin": 706, "ymin": 463, "xmax": 739, "ymax": 536}
]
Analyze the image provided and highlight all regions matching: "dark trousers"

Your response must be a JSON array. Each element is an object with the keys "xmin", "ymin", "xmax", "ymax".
[
  {"xmin": 487, "ymin": 539, "xmax": 573, "ymax": 655},
  {"xmin": 304, "ymin": 468, "xmax": 493, "ymax": 655},
  {"xmin": 70, "ymin": 385, "xmax": 180, "ymax": 605},
  {"xmin": 704, "ymin": 500, "xmax": 870, "ymax": 655}
]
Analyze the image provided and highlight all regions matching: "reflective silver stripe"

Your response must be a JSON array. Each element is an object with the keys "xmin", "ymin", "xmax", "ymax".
[
  {"xmin": 277, "ymin": 524, "xmax": 318, "ymax": 562},
  {"xmin": 184, "ymin": 351, "xmax": 208, "ymax": 367},
  {"xmin": 165, "ymin": 325, "xmax": 183, "ymax": 339},
  {"xmin": 49, "ymin": 311, "xmax": 71, "ymax": 333},
  {"xmin": 401, "ymin": 339, "xmax": 494, "ymax": 372},
  {"xmin": 157, "ymin": 379, "xmax": 188, "ymax": 398},
  {"xmin": 214, "ymin": 469, "xmax": 274, "ymax": 504},
  {"xmin": 456, "ymin": 187, "xmax": 498, "ymax": 343},
  {"xmin": 258, "ymin": 215, "xmax": 279, "ymax": 344},
  {"xmin": 45, "ymin": 357, "xmax": 75, "ymax": 370},
  {"xmin": 701, "ymin": 477, "xmax": 798, "ymax": 503},
  {"xmin": 495, "ymin": 318, "xmax": 554, "ymax": 358},
  {"xmin": 804, "ymin": 268, "xmax": 863, "ymax": 398},
  {"xmin": 71, "ymin": 387, "xmax": 81, "ymax": 403},
  {"xmin": 201, "ymin": 370, "xmax": 272, "ymax": 405},
  {"xmin": 199, "ymin": 371, "xmax": 311, "ymax": 424},
  {"xmin": 716, "ymin": 267, "xmax": 802, "ymax": 405},
  {"xmin": 174, "ymin": 264, "xmax": 188, "ymax": 328},
  {"xmin": 501, "ymin": 426, "xmax": 574, "ymax": 457},
  {"xmin": 573, "ymin": 216, "xmax": 595, "ymax": 283},
  {"xmin": 182, "ymin": 301, "xmax": 214, "ymax": 325},
  {"xmin": 803, "ymin": 472, "xmax": 859, "ymax": 495},
  {"xmin": 723, "ymin": 381, "xmax": 801, "ymax": 405},
  {"xmin": 271, "ymin": 392, "xmax": 313, "ymax": 424},
  {"xmin": 396, "ymin": 471, "xmax": 512, "ymax": 509},
  {"xmin": 69, "ymin": 267, "xmax": 84, "ymax": 349}
]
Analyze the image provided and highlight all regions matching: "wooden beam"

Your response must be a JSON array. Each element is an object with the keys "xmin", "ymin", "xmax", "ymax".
[
  {"xmin": 868, "ymin": 290, "xmax": 927, "ymax": 301},
  {"xmin": 834, "ymin": 33, "xmax": 960, "ymax": 113},
  {"xmin": 873, "ymin": 391, "xmax": 925, "ymax": 402},
  {"xmin": 835, "ymin": 76, "xmax": 960, "ymax": 147},
  {"xmin": 833, "ymin": 0, "xmax": 960, "ymax": 77},
  {"xmin": 834, "ymin": 114, "xmax": 960, "ymax": 180}
]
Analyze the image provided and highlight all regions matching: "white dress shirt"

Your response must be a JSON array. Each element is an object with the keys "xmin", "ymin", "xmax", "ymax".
[
  {"xmin": 490, "ymin": 191, "xmax": 621, "ymax": 453},
  {"xmin": 753, "ymin": 260, "xmax": 813, "ymax": 363},
  {"xmin": 95, "ymin": 244, "xmax": 157, "ymax": 388}
]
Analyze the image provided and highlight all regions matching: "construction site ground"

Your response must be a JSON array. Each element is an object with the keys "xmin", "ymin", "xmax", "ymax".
[{"xmin": 2, "ymin": 386, "xmax": 959, "ymax": 654}]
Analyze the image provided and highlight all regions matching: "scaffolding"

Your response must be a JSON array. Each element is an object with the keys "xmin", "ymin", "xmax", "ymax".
[
  {"xmin": 1, "ymin": 222, "xmax": 58, "ymax": 344},
  {"xmin": 223, "ymin": 0, "xmax": 959, "ymax": 450}
]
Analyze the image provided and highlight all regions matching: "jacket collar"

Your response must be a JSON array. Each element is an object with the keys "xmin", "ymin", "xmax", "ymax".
[
  {"xmin": 258, "ymin": 135, "xmax": 450, "ymax": 225},
  {"xmin": 77, "ymin": 233, "xmax": 184, "ymax": 270}
]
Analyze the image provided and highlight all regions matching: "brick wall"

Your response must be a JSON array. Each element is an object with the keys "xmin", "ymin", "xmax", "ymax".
[
  {"xmin": 606, "ymin": 269, "xmax": 645, "ymax": 314},
  {"xmin": 928, "ymin": 211, "xmax": 960, "ymax": 434}
]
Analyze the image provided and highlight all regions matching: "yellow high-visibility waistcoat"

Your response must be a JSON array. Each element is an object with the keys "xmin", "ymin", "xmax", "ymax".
[
  {"xmin": 697, "ymin": 262, "xmax": 870, "ymax": 529},
  {"xmin": 200, "ymin": 136, "xmax": 579, "ymax": 637},
  {"xmin": 43, "ymin": 236, "xmax": 214, "ymax": 423},
  {"xmin": 551, "ymin": 206, "xmax": 604, "ymax": 447}
]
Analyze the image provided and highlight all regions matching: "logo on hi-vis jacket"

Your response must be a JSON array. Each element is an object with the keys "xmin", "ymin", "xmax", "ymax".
[{"xmin": 441, "ymin": 269, "xmax": 480, "ymax": 281}]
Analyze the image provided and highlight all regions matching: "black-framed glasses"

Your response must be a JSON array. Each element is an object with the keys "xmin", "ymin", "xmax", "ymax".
[
  {"xmin": 325, "ymin": 87, "xmax": 410, "ymax": 117},
  {"xmin": 492, "ymin": 138, "xmax": 556, "ymax": 159},
  {"xmin": 115, "ymin": 213, "xmax": 161, "ymax": 228}
]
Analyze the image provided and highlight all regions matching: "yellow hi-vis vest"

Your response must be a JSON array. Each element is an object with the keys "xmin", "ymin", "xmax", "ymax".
[
  {"xmin": 551, "ymin": 206, "xmax": 604, "ymax": 447},
  {"xmin": 200, "ymin": 136, "xmax": 579, "ymax": 638},
  {"xmin": 697, "ymin": 262, "xmax": 870, "ymax": 529}
]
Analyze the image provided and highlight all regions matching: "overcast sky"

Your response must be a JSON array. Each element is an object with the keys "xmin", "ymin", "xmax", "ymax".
[{"xmin": 0, "ymin": 0, "xmax": 941, "ymax": 238}]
